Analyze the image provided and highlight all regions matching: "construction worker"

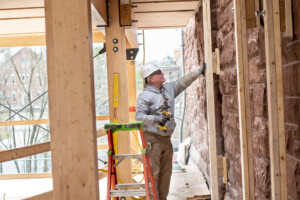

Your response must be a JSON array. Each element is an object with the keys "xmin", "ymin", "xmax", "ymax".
[{"xmin": 135, "ymin": 62, "xmax": 206, "ymax": 200}]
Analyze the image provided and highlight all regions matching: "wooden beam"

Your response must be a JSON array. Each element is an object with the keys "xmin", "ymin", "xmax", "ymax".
[
  {"xmin": 234, "ymin": 0, "xmax": 255, "ymax": 198},
  {"xmin": 0, "ymin": 142, "xmax": 50, "ymax": 163},
  {"xmin": 125, "ymin": 28, "xmax": 139, "ymax": 48},
  {"xmin": 0, "ymin": 128, "xmax": 105, "ymax": 163},
  {"xmin": 132, "ymin": 0, "xmax": 198, "ymax": 2},
  {"xmin": 105, "ymin": 0, "xmax": 132, "ymax": 188},
  {"xmin": 91, "ymin": 0, "xmax": 107, "ymax": 26},
  {"xmin": 0, "ymin": 173, "xmax": 52, "ymax": 180},
  {"xmin": 0, "ymin": 119, "xmax": 49, "ymax": 126},
  {"xmin": 0, "ymin": 18, "xmax": 45, "ymax": 35},
  {"xmin": 263, "ymin": 0, "xmax": 287, "ymax": 199},
  {"xmin": 0, "ymin": 31, "xmax": 105, "ymax": 47},
  {"xmin": 0, "ymin": 0, "xmax": 43, "ymax": 9},
  {"xmin": 0, "ymin": 8, "xmax": 44, "ymax": 20},
  {"xmin": 202, "ymin": 0, "xmax": 219, "ymax": 199},
  {"xmin": 134, "ymin": 11, "xmax": 194, "ymax": 28},
  {"xmin": 44, "ymin": 0, "xmax": 99, "ymax": 199},
  {"xmin": 132, "ymin": 1, "xmax": 198, "ymax": 12},
  {"xmin": 0, "ymin": 116, "xmax": 108, "ymax": 127}
]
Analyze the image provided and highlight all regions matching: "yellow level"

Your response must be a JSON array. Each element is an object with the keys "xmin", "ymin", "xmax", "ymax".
[{"xmin": 113, "ymin": 73, "xmax": 119, "ymax": 154}]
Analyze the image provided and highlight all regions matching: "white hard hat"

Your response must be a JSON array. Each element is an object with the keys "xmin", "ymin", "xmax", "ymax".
[{"xmin": 140, "ymin": 62, "xmax": 160, "ymax": 79}]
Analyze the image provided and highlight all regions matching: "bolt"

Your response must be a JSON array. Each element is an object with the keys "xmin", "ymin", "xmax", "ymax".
[
  {"xmin": 131, "ymin": 56, "xmax": 134, "ymax": 59},
  {"xmin": 232, "ymin": 7, "xmax": 235, "ymax": 11},
  {"xmin": 255, "ymin": 10, "xmax": 265, "ymax": 16},
  {"xmin": 113, "ymin": 38, "xmax": 118, "ymax": 44},
  {"xmin": 109, "ymin": 18, "xmax": 112, "ymax": 22},
  {"xmin": 132, "ymin": 20, "xmax": 138, "ymax": 23},
  {"xmin": 131, "ymin": 61, "xmax": 135, "ymax": 65},
  {"xmin": 131, "ymin": 4, "xmax": 138, "ymax": 8},
  {"xmin": 113, "ymin": 47, "xmax": 118, "ymax": 52},
  {"xmin": 130, "ymin": 50, "xmax": 133, "ymax": 54}
]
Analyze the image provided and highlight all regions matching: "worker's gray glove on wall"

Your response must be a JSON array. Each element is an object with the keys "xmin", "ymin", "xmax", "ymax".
[
  {"xmin": 153, "ymin": 115, "xmax": 169, "ymax": 124},
  {"xmin": 198, "ymin": 62, "xmax": 206, "ymax": 75}
]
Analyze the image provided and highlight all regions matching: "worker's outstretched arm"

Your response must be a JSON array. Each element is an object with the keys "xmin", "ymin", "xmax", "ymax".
[{"xmin": 172, "ymin": 63, "xmax": 206, "ymax": 97}]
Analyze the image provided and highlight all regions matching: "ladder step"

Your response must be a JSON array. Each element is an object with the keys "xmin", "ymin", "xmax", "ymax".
[
  {"xmin": 113, "ymin": 154, "xmax": 143, "ymax": 160},
  {"xmin": 116, "ymin": 183, "xmax": 145, "ymax": 189},
  {"xmin": 110, "ymin": 189, "xmax": 146, "ymax": 197}
]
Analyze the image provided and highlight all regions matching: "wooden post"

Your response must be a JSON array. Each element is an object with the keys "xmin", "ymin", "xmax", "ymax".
[
  {"xmin": 105, "ymin": 0, "xmax": 132, "ymax": 188},
  {"xmin": 263, "ymin": 0, "xmax": 287, "ymax": 199},
  {"xmin": 202, "ymin": 0, "xmax": 219, "ymax": 199},
  {"xmin": 233, "ymin": 0, "xmax": 255, "ymax": 199},
  {"xmin": 44, "ymin": 0, "xmax": 99, "ymax": 199}
]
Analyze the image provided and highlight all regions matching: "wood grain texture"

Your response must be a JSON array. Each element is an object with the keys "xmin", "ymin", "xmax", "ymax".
[
  {"xmin": 263, "ymin": 0, "xmax": 287, "ymax": 199},
  {"xmin": 44, "ymin": 0, "xmax": 99, "ymax": 199},
  {"xmin": 234, "ymin": 0, "xmax": 255, "ymax": 199},
  {"xmin": 105, "ymin": 0, "xmax": 132, "ymax": 189},
  {"xmin": 202, "ymin": 0, "xmax": 219, "ymax": 199}
]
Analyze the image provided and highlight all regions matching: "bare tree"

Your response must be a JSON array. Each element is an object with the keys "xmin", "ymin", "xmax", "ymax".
[{"xmin": 0, "ymin": 47, "xmax": 49, "ymax": 174}]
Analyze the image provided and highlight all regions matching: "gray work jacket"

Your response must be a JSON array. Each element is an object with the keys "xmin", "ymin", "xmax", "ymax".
[{"xmin": 135, "ymin": 70, "xmax": 202, "ymax": 136}]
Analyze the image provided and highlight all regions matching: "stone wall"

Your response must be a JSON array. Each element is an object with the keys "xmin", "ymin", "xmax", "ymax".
[{"xmin": 184, "ymin": 0, "xmax": 300, "ymax": 199}]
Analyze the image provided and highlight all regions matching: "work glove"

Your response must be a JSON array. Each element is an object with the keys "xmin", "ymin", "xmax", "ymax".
[
  {"xmin": 153, "ymin": 115, "xmax": 169, "ymax": 124},
  {"xmin": 198, "ymin": 62, "xmax": 206, "ymax": 75}
]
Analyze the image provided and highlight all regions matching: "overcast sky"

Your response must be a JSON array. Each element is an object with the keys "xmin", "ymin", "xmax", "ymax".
[{"xmin": 136, "ymin": 29, "xmax": 183, "ymax": 63}]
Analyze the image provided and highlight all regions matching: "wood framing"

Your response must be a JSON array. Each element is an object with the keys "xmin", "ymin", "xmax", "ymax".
[
  {"xmin": 234, "ymin": 0, "xmax": 255, "ymax": 199},
  {"xmin": 44, "ymin": 0, "xmax": 99, "ymax": 199},
  {"xmin": 246, "ymin": 0, "xmax": 256, "ymax": 28},
  {"xmin": 0, "ymin": 173, "xmax": 52, "ymax": 180},
  {"xmin": 263, "ymin": 0, "xmax": 287, "ymax": 199},
  {"xmin": 0, "ymin": 142, "xmax": 50, "ymax": 163},
  {"xmin": 125, "ymin": 28, "xmax": 139, "ymax": 49},
  {"xmin": 105, "ymin": 0, "xmax": 132, "ymax": 188},
  {"xmin": 132, "ymin": 1, "xmax": 198, "ymax": 12},
  {"xmin": 202, "ymin": 0, "xmax": 219, "ymax": 198},
  {"xmin": 23, "ymin": 171, "xmax": 107, "ymax": 200},
  {"xmin": 134, "ymin": 11, "xmax": 194, "ymax": 29},
  {"xmin": 91, "ymin": 0, "xmax": 107, "ymax": 25}
]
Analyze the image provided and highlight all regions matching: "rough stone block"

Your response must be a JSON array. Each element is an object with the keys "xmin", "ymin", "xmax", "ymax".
[
  {"xmin": 252, "ymin": 117, "xmax": 269, "ymax": 157},
  {"xmin": 220, "ymin": 33, "xmax": 236, "ymax": 68},
  {"xmin": 223, "ymin": 126, "xmax": 240, "ymax": 159},
  {"xmin": 283, "ymin": 65, "xmax": 300, "ymax": 96},
  {"xmin": 286, "ymin": 155, "xmax": 299, "ymax": 200},
  {"xmin": 223, "ymin": 111, "xmax": 240, "ymax": 131},
  {"xmin": 219, "ymin": 67, "xmax": 237, "ymax": 95},
  {"xmin": 284, "ymin": 98, "xmax": 300, "ymax": 125},
  {"xmin": 250, "ymin": 85, "xmax": 267, "ymax": 118},
  {"xmin": 249, "ymin": 57, "xmax": 266, "ymax": 84},
  {"xmin": 253, "ymin": 155, "xmax": 270, "ymax": 196}
]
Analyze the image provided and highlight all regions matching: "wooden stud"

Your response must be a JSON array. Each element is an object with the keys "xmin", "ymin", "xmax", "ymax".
[
  {"xmin": 284, "ymin": 0, "xmax": 293, "ymax": 38},
  {"xmin": 246, "ymin": 0, "xmax": 256, "ymax": 28},
  {"xmin": 202, "ymin": 0, "xmax": 219, "ymax": 198},
  {"xmin": 234, "ymin": 0, "xmax": 255, "ymax": 199},
  {"xmin": 105, "ymin": 0, "xmax": 132, "ymax": 188},
  {"xmin": 0, "ymin": 8, "xmax": 44, "ymax": 20},
  {"xmin": 44, "ymin": 0, "xmax": 99, "ymax": 199},
  {"xmin": 263, "ymin": 0, "xmax": 287, "ymax": 199},
  {"xmin": 217, "ymin": 156, "xmax": 227, "ymax": 184}
]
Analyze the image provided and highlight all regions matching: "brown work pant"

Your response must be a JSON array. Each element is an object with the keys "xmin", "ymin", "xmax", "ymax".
[{"xmin": 145, "ymin": 132, "xmax": 173, "ymax": 200}]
